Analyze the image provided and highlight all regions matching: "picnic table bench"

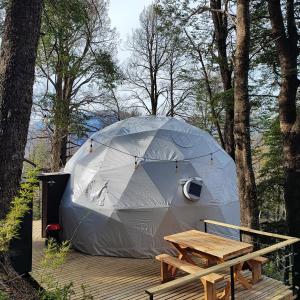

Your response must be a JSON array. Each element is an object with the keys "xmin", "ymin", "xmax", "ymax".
[
  {"xmin": 156, "ymin": 230, "xmax": 269, "ymax": 300},
  {"xmin": 156, "ymin": 253, "xmax": 227, "ymax": 300}
]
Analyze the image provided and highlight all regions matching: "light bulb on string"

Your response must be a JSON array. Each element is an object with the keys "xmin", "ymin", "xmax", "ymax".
[
  {"xmin": 134, "ymin": 156, "xmax": 138, "ymax": 169},
  {"xmin": 90, "ymin": 139, "xmax": 93, "ymax": 153},
  {"xmin": 175, "ymin": 160, "xmax": 178, "ymax": 173}
]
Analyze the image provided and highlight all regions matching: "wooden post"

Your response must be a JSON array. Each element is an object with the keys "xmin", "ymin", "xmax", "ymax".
[
  {"xmin": 247, "ymin": 260, "xmax": 261, "ymax": 284},
  {"xmin": 201, "ymin": 279, "xmax": 216, "ymax": 300},
  {"xmin": 161, "ymin": 261, "xmax": 172, "ymax": 283}
]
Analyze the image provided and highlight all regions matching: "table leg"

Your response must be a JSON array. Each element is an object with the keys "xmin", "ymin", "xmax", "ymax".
[
  {"xmin": 161, "ymin": 261, "xmax": 172, "ymax": 283},
  {"xmin": 170, "ymin": 243, "xmax": 196, "ymax": 278},
  {"xmin": 206, "ymin": 256, "xmax": 219, "ymax": 267},
  {"xmin": 219, "ymin": 281, "xmax": 231, "ymax": 300},
  {"xmin": 234, "ymin": 262, "xmax": 252, "ymax": 289}
]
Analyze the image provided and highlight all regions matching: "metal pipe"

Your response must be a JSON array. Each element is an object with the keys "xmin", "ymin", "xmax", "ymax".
[
  {"xmin": 145, "ymin": 292, "xmax": 153, "ymax": 300},
  {"xmin": 230, "ymin": 266, "xmax": 235, "ymax": 300},
  {"xmin": 291, "ymin": 245, "xmax": 295, "ymax": 293},
  {"xmin": 284, "ymin": 246, "xmax": 291, "ymax": 285}
]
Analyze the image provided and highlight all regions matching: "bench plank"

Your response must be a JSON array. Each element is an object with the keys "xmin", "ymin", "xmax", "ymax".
[
  {"xmin": 156, "ymin": 254, "xmax": 227, "ymax": 300},
  {"xmin": 156, "ymin": 254, "xmax": 224, "ymax": 283}
]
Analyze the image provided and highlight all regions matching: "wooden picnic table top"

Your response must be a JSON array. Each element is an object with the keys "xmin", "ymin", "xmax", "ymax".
[{"xmin": 164, "ymin": 229, "xmax": 253, "ymax": 261}]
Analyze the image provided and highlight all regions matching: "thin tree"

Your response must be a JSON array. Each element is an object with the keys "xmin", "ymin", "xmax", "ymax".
[
  {"xmin": 234, "ymin": 0, "xmax": 259, "ymax": 229},
  {"xmin": 185, "ymin": 29, "xmax": 226, "ymax": 148},
  {"xmin": 0, "ymin": 0, "xmax": 43, "ymax": 219},
  {"xmin": 158, "ymin": 0, "xmax": 235, "ymax": 154},
  {"xmin": 126, "ymin": 5, "xmax": 171, "ymax": 115},
  {"xmin": 210, "ymin": 0, "xmax": 235, "ymax": 160},
  {"xmin": 36, "ymin": 0, "xmax": 118, "ymax": 171},
  {"xmin": 267, "ymin": 0, "xmax": 300, "ymax": 290}
]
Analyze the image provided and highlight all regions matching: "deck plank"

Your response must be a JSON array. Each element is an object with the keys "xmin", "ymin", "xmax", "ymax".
[{"xmin": 31, "ymin": 221, "xmax": 293, "ymax": 300}]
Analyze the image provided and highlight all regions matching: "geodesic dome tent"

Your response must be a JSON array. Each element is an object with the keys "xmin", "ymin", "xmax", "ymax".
[{"xmin": 60, "ymin": 116, "xmax": 240, "ymax": 257}]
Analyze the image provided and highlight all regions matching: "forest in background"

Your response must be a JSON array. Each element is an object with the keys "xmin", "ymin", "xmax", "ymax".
[
  {"xmin": 0, "ymin": 0, "xmax": 299, "ymax": 298},
  {"xmin": 25, "ymin": 0, "xmax": 299, "ymax": 230}
]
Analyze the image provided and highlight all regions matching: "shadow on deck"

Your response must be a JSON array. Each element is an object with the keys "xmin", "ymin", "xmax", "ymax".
[{"xmin": 31, "ymin": 221, "xmax": 293, "ymax": 300}]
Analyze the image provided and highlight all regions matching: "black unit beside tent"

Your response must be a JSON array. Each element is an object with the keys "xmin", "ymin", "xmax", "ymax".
[{"xmin": 38, "ymin": 173, "xmax": 70, "ymax": 238}]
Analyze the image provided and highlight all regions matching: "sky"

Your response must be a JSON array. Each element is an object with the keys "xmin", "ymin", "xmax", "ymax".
[{"xmin": 108, "ymin": 0, "xmax": 153, "ymax": 63}]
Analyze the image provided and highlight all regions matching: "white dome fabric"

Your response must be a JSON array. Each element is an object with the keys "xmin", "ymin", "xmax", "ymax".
[{"xmin": 60, "ymin": 116, "xmax": 240, "ymax": 257}]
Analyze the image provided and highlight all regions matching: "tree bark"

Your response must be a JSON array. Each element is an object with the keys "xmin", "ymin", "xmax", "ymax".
[
  {"xmin": 0, "ymin": 0, "xmax": 43, "ymax": 220},
  {"xmin": 267, "ymin": 0, "xmax": 300, "ymax": 292},
  {"xmin": 234, "ymin": 0, "xmax": 259, "ymax": 229},
  {"xmin": 50, "ymin": 70, "xmax": 72, "ymax": 172},
  {"xmin": 60, "ymin": 135, "xmax": 68, "ymax": 167},
  {"xmin": 210, "ymin": 0, "xmax": 235, "ymax": 160},
  {"xmin": 169, "ymin": 54, "xmax": 175, "ymax": 117}
]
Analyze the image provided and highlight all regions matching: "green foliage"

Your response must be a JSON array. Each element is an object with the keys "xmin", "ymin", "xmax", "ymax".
[
  {"xmin": 256, "ymin": 117, "xmax": 285, "ymax": 222},
  {"xmin": 34, "ymin": 0, "xmax": 122, "ymax": 168},
  {"xmin": 262, "ymin": 258, "xmax": 284, "ymax": 282},
  {"xmin": 40, "ymin": 283, "xmax": 74, "ymax": 300},
  {"xmin": 0, "ymin": 166, "xmax": 92, "ymax": 299},
  {"xmin": 37, "ymin": 0, "xmax": 120, "ymax": 123},
  {"xmin": 0, "ymin": 291, "xmax": 8, "ymax": 300},
  {"xmin": 37, "ymin": 240, "xmax": 93, "ymax": 300},
  {"xmin": 80, "ymin": 285, "xmax": 93, "ymax": 300},
  {"xmin": 212, "ymin": 89, "xmax": 234, "ymax": 111},
  {"xmin": 0, "ymin": 168, "xmax": 39, "ymax": 252},
  {"xmin": 41, "ymin": 284, "xmax": 93, "ymax": 300},
  {"xmin": 38, "ymin": 239, "xmax": 71, "ymax": 294},
  {"xmin": 40, "ymin": 240, "xmax": 71, "ymax": 273},
  {"xmin": 39, "ymin": 242, "xmax": 70, "ymax": 298}
]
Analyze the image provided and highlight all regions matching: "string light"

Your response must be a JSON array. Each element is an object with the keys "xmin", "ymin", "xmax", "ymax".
[
  {"xmin": 175, "ymin": 160, "xmax": 178, "ymax": 173},
  {"xmin": 89, "ymin": 139, "xmax": 93, "ymax": 153},
  {"xmin": 90, "ymin": 138, "xmax": 221, "ymax": 162},
  {"xmin": 134, "ymin": 156, "xmax": 138, "ymax": 169}
]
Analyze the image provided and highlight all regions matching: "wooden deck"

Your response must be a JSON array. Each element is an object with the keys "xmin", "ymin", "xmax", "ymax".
[{"xmin": 31, "ymin": 221, "xmax": 294, "ymax": 300}]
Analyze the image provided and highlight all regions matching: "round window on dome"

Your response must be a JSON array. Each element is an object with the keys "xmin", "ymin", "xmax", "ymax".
[{"xmin": 183, "ymin": 178, "xmax": 203, "ymax": 201}]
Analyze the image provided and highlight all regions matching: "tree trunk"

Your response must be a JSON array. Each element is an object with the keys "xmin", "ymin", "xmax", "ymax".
[
  {"xmin": 210, "ymin": 0, "xmax": 235, "ymax": 160},
  {"xmin": 234, "ymin": 0, "xmax": 259, "ymax": 229},
  {"xmin": 51, "ymin": 130, "xmax": 67, "ymax": 171},
  {"xmin": 60, "ymin": 135, "xmax": 68, "ymax": 167},
  {"xmin": 51, "ymin": 128, "xmax": 62, "ymax": 172},
  {"xmin": 50, "ymin": 72, "xmax": 71, "ymax": 171},
  {"xmin": 169, "ymin": 58, "xmax": 175, "ymax": 117},
  {"xmin": 0, "ymin": 0, "xmax": 43, "ymax": 220},
  {"xmin": 51, "ymin": 123, "xmax": 69, "ymax": 172},
  {"xmin": 267, "ymin": 0, "xmax": 300, "ymax": 292}
]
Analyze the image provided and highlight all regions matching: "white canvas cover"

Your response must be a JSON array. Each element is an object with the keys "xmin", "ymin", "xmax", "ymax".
[{"xmin": 60, "ymin": 116, "xmax": 240, "ymax": 257}]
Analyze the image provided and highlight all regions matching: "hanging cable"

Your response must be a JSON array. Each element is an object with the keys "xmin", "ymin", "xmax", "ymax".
[{"xmin": 91, "ymin": 138, "xmax": 222, "ymax": 162}]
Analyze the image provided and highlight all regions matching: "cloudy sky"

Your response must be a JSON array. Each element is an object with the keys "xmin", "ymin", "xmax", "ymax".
[{"xmin": 109, "ymin": 0, "xmax": 153, "ymax": 63}]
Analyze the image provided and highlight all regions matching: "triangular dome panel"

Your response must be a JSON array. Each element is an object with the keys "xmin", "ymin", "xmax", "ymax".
[{"xmin": 60, "ymin": 116, "xmax": 240, "ymax": 257}]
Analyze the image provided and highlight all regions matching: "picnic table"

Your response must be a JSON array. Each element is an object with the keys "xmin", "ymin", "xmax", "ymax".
[{"xmin": 156, "ymin": 230, "xmax": 268, "ymax": 300}]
